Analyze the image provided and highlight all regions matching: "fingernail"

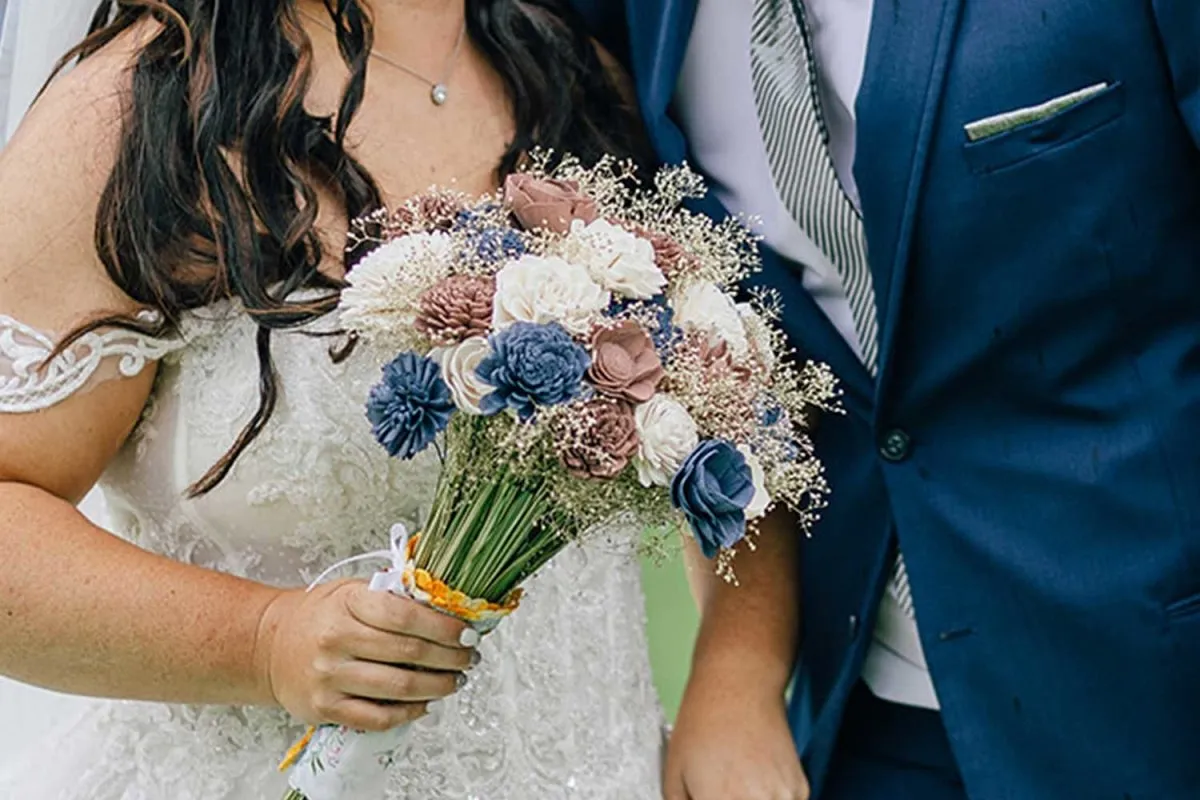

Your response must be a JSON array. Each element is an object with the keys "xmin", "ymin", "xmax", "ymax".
[
  {"xmin": 459, "ymin": 628, "xmax": 481, "ymax": 648},
  {"xmin": 470, "ymin": 650, "xmax": 482, "ymax": 669},
  {"xmin": 455, "ymin": 672, "xmax": 469, "ymax": 691}
]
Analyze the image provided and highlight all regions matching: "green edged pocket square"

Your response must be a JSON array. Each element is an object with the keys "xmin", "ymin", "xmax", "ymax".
[{"xmin": 964, "ymin": 82, "xmax": 1110, "ymax": 142}]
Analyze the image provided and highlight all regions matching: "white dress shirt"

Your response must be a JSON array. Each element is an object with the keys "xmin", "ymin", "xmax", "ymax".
[{"xmin": 675, "ymin": 0, "xmax": 940, "ymax": 711}]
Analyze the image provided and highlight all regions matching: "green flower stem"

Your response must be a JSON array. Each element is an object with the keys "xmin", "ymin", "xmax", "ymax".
[{"xmin": 412, "ymin": 418, "xmax": 572, "ymax": 603}]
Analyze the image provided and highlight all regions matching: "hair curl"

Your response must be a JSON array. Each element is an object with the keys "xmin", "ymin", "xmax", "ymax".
[{"xmin": 47, "ymin": 0, "xmax": 645, "ymax": 494}]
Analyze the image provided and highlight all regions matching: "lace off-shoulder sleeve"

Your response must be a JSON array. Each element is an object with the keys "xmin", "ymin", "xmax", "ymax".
[{"xmin": 0, "ymin": 312, "xmax": 184, "ymax": 413}]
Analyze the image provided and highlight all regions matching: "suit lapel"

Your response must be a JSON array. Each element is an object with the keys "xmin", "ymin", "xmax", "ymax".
[
  {"xmin": 623, "ymin": 0, "xmax": 698, "ymax": 163},
  {"xmin": 855, "ymin": 0, "xmax": 965, "ymax": 390},
  {"xmin": 621, "ymin": 0, "xmax": 875, "ymax": 415}
]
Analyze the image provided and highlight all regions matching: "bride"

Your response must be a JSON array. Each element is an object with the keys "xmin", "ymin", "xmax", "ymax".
[{"xmin": 0, "ymin": 0, "xmax": 665, "ymax": 797}]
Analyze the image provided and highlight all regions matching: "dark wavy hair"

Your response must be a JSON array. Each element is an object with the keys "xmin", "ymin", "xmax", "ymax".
[{"xmin": 47, "ymin": 0, "xmax": 645, "ymax": 495}]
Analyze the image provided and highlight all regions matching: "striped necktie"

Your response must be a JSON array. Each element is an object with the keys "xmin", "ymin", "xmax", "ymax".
[{"xmin": 750, "ymin": 0, "xmax": 915, "ymax": 619}]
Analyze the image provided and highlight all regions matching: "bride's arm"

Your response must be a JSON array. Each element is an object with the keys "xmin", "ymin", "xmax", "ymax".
[
  {"xmin": 0, "ymin": 38, "xmax": 282, "ymax": 707},
  {"xmin": 0, "ymin": 29, "xmax": 474, "ymax": 731}
]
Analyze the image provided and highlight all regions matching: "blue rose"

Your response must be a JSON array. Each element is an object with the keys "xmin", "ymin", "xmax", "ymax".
[
  {"xmin": 670, "ymin": 439, "xmax": 756, "ymax": 558},
  {"xmin": 477, "ymin": 322, "xmax": 591, "ymax": 421},
  {"xmin": 366, "ymin": 352, "xmax": 456, "ymax": 460}
]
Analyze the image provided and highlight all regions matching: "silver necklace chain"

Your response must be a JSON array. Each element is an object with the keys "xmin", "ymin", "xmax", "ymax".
[{"xmin": 300, "ymin": 9, "xmax": 467, "ymax": 107}]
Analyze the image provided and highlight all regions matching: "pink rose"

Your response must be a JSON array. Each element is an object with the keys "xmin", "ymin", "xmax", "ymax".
[
  {"xmin": 588, "ymin": 321, "xmax": 665, "ymax": 404},
  {"xmin": 504, "ymin": 174, "xmax": 599, "ymax": 234}
]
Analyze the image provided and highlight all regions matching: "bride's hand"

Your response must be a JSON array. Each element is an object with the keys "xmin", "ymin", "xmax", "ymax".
[
  {"xmin": 254, "ymin": 580, "xmax": 479, "ymax": 731},
  {"xmin": 663, "ymin": 677, "xmax": 810, "ymax": 800}
]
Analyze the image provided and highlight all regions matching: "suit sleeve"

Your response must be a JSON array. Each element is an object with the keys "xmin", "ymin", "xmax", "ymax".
[{"xmin": 1152, "ymin": 1, "xmax": 1200, "ymax": 149}]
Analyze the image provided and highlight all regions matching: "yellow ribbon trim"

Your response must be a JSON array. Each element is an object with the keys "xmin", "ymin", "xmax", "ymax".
[
  {"xmin": 408, "ymin": 567, "xmax": 523, "ymax": 622},
  {"xmin": 277, "ymin": 726, "xmax": 315, "ymax": 772}
]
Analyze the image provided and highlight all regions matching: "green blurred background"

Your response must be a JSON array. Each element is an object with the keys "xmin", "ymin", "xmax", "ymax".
[{"xmin": 640, "ymin": 555, "xmax": 700, "ymax": 721}]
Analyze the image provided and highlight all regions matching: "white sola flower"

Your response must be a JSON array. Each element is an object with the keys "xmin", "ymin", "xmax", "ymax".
[
  {"xmin": 430, "ymin": 337, "xmax": 492, "ymax": 415},
  {"xmin": 738, "ymin": 444, "xmax": 773, "ymax": 520},
  {"xmin": 633, "ymin": 394, "xmax": 700, "ymax": 488},
  {"xmin": 673, "ymin": 282, "xmax": 751, "ymax": 357},
  {"xmin": 339, "ymin": 232, "xmax": 455, "ymax": 348},
  {"xmin": 492, "ymin": 254, "xmax": 610, "ymax": 336},
  {"xmin": 562, "ymin": 218, "xmax": 666, "ymax": 299}
]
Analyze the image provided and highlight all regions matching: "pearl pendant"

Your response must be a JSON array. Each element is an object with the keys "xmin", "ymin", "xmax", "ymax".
[{"xmin": 430, "ymin": 84, "xmax": 449, "ymax": 106}]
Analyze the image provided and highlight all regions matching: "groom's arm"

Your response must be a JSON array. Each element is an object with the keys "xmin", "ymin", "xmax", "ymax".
[
  {"xmin": 1151, "ymin": 2, "xmax": 1200, "ymax": 149},
  {"xmin": 683, "ymin": 510, "xmax": 801, "ymax": 699},
  {"xmin": 666, "ymin": 510, "xmax": 809, "ymax": 800}
]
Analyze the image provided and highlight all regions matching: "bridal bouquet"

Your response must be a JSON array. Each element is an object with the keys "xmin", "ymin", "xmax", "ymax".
[{"xmin": 278, "ymin": 154, "xmax": 839, "ymax": 799}]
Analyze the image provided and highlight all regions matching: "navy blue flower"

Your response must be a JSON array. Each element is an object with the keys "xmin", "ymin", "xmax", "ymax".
[
  {"xmin": 608, "ymin": 294, "xmax": 679, "ymax": 354},
  {"xmin": 469, "ymin": 227, "xmax": 527, "ymax": 263},
  {"xmin": 758, "ymin": 402, "xmax": 785, "ymax": 428},
  {"xmin": 477, "ymin": 322, "xmax": 591, "ymax": 421},
  {"xmin": 453, "ymin": 206, "xmax": 495, "ymax": 230},
  {"xmin": 366, "ymin": 352, "xmax": 456, "ymax": 460},
  {"xmin": 670, "ymin": 440, "xmax": 755, "ymax": 558}
]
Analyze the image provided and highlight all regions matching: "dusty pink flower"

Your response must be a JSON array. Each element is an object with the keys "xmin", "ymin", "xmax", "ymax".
[
  {"xmin": 415, "ymin": 275, "xmax": 496, "ymax": 345},
  {"xmin": 557, "ymin": 398, "xmax": 640, "ymax": 479},
  {"xmin": 693, "ymin": 333, "xmax": 754, "ymax": 382},
  {"xmin": 648, "ymin": 232, "xmax": 698, "ymax": 277},
  {"xmin": 625, "ymin": 226, "xmax": 699, "ymax": 278},
  {"xmin": 588, "ymin": 321, "xmax": 665, "ymax": 404},
  {"xmin": 387, "ymin": 194, "xmax": 464, "ymax": 235},
  {"xmin": 504, "ymin": 174, "xmax": 598, "ymax": 234}
]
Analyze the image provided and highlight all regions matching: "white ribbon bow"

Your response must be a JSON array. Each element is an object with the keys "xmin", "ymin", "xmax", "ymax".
[{"xmin": 305, "ymin": 523, "xmax": 411, "ymax": 594}]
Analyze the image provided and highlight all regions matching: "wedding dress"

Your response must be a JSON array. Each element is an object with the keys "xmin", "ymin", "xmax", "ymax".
[{"xmin": 0, "ymin": 298, "xmax": 666, "ymax": 799}]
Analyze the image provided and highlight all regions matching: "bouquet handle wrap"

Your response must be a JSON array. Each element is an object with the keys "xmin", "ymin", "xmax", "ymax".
[{"xmin": 281, "ymin": 526, "xmax": 508, "ymax": 800}]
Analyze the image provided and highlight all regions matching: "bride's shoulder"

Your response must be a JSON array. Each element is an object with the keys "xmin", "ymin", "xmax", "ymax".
[
  {"xmin": 4, "ymin": 17, "xmax": 158, "ymax": 171},
  {"xmin": 0, "ymin": 20, "xmax": 159, "ymax": 328}
]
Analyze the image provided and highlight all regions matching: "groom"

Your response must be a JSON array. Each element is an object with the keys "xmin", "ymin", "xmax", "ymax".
[{"xmin": 575, "ymin": 1, "xmax": 1200, "ymax": 798}]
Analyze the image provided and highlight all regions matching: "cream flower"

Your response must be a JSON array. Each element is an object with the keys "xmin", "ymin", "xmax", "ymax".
[
  {"xmin": 492, "ymin": 254, "xmax": 610, "ymax": 336},
  {"xmin": 673, "ymin": 282, "xmax": 751, "ymax": 357},
  {"xmin": 633, "ymin": 394, "xmax": 700, "ymax": 488},
  {"xmin": 430, "ymin": 337, "xmax": 492, "ymax": 415},
  {"xmin": 562, "ymin": 219, "xmax": 666, "ymax": 300},
  {"xmin": 738, "ymin": 445, "xmax": 772, "ymax": 520},
  {"xmin": 339, "ymin": 232, "xmax": 455, "ymax": 349},
  {"xmin": 736, "ymin": 302, "xmax": 776, "ymax": 372}
]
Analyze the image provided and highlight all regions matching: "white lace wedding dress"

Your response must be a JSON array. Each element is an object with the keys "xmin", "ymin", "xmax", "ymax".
[{"xmin": 0, "ymin": 298, "xmax": 665, "ymax": 799}]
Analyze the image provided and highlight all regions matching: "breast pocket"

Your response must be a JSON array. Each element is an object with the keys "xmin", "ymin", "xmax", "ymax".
[{"xmin": 963, "ymin": 82, "xmax": 1126, "ymax": 175}]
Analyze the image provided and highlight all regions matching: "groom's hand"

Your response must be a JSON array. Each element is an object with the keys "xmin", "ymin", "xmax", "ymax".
[{"xmin": 664, "ymin": 667, "xmax": 810, "ymax": 800}]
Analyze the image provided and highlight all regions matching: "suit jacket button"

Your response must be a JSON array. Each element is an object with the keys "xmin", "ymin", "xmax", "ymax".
[{"xmin": 880, "ymin": 429, "xmax": 912, "ymax": 462}]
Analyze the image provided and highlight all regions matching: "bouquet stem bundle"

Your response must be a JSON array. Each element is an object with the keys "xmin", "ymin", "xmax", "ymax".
[
  {"xmin": 280, "ymin": 420, "xmax": 573, "ymax": 800},
  {"xmin": 416, "ymin": 420, "xmax": 567, "ymax": 603}
]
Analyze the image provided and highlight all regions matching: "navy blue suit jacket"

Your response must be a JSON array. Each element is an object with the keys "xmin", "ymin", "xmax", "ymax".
[{"xmin": 571, "ymin": 1, "xmax": 1200, "ymax": 797}]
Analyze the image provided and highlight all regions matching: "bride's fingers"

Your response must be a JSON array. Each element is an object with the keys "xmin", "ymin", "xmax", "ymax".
[
  {"xmin": 345, "ymin": 584, "xmax": 478, "ymax": 649},
  {"xmin": 322, "ymin": 696, "xmax": 432, "ymax": 733},
  {"xmin": 333, "ymin": 661, "xmax": 462, "ymax": 704},
  {"xmin": 347, "ymin": 625, "xmax": 477, "ymax": 672}
]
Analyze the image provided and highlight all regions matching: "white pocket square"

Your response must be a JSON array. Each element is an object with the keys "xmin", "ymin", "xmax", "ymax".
[{"xmin": 964, "ymin": 82, "xmax": 1110, "ymax": 142}]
